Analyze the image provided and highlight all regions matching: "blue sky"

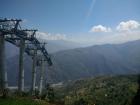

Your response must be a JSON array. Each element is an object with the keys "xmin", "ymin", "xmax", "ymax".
[{"xmin": 0, "ymin": 0, "xmax": 140, "ymax": 44}]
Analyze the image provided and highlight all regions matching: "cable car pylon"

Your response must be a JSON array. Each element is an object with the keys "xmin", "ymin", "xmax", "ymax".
[{"xmin": 0, "ymin": 18, "xmax": 52, "ymax": 95}]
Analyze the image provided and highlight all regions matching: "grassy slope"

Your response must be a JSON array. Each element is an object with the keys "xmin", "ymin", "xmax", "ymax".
[{"xmin": 0, "ymin": 97, "xmax": 53, "ymax": 105}]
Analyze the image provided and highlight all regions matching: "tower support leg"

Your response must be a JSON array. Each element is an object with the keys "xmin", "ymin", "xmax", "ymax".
[
  {"xmin": 0, "ymin": 34, "xmax": 8, "ymax": 89},
  {"xmin": 18, "ymin": 39, "xmax": 25, "ymax": 92},
  {"xmin": 31, "ymin": 50, "xmax": 37, "ymax": 95},
  {"xmin": 39, "ymin": 60, "xmax": 45, "ymax": 95}
]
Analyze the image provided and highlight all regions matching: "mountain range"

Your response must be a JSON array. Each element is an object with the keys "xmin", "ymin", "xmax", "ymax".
[{"xmin": 6, "ymin": 39, "xmax": 140, "ymax": 86}]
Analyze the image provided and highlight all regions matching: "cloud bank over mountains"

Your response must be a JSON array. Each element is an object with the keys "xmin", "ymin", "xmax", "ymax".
[
  {"xmin": 36, "ymin": 20, "xmax": 140, "ymax": 46},
  {"xmin": 36, "ymin": 32, "xmax": 66, "ymax": 41},
  {"xmin": 85, "ymin": 20, "xmax": 140, "ymax": 45}
]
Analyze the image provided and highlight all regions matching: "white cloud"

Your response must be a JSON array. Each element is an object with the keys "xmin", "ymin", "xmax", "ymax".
[
  {"xmin": 36, "ymin": 32, "xmax": 67, "ymax": 40},
  {"xmin": 116, "ymin": 20, "xmax": 140, "ymax": 31},
  {"xmin": 89, "ymin": 25, "xmax": 111, "ymax": 32}
]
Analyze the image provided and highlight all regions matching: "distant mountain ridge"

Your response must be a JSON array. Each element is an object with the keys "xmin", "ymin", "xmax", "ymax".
[
  {"xmin": 47, "ymin": 40, "xmax": 140, "ymax": 82},
  {"xmin": 46, "ymin": 40, "xmax": 85, "ymax": 53},
  {"xmin": 6, "ymin": 40, "xmax": 140, "ymax": 85},
  {"xmin": 5, "ymin": 39, "xmax": 84, "ymax": 59}
]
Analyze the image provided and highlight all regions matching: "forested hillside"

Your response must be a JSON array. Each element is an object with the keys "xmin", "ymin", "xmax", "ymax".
[{"xmin": 54, "ymin": 75, "xmax": 139, "ymax": 105}]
